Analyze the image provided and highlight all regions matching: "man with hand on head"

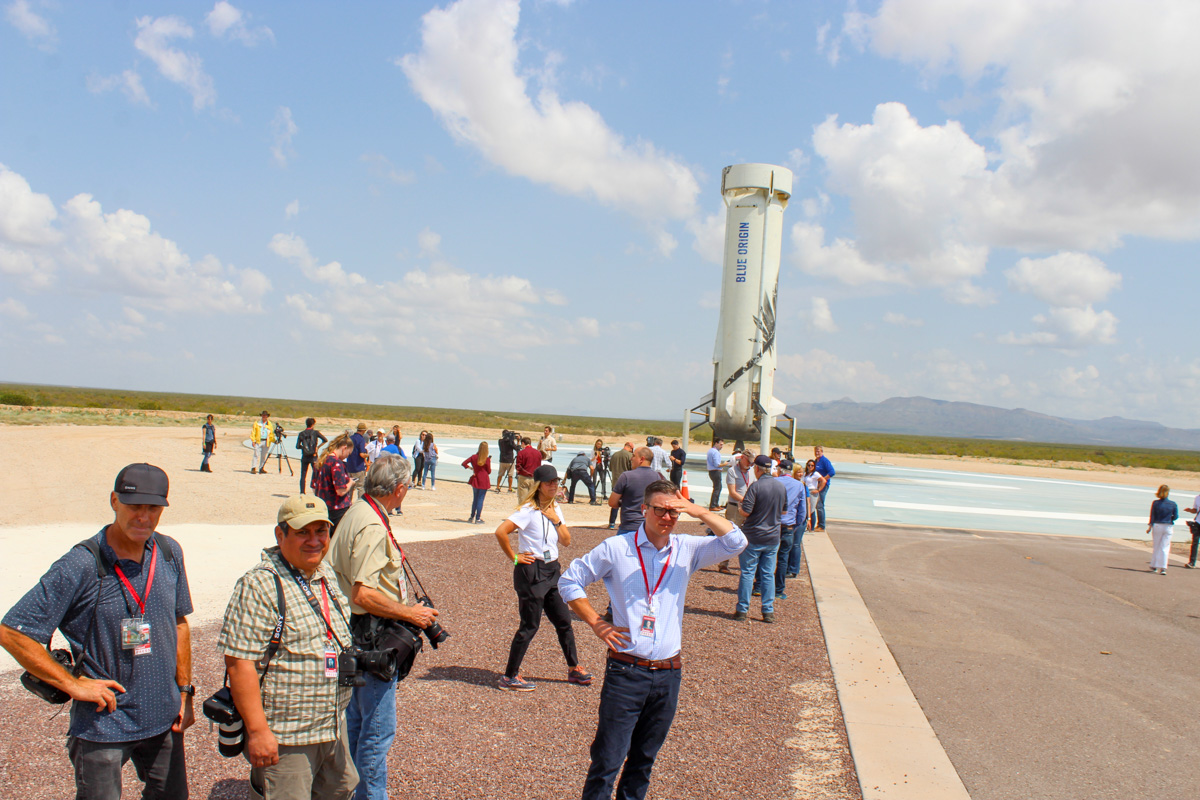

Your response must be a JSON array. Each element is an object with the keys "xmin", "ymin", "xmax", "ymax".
[
  {"xmin": 560, "ymin": 480, "xmax": 747, "ymax": 800},
  {"xmin": 218, "ymin": 496, "xmax": 358, "ymax": 799},
  {"xmin": 0, "ymin": 463, "xmax": 194, "ymax": 799}
]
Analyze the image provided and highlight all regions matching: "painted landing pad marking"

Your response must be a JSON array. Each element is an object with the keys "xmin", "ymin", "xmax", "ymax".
[
  {"xmin": 872, "ymin": 500, "xmax": 1182, "ymax": 527},
  {"xmin": 862, "ymin": 464, "xmax": 1189, "ymax": 495}
]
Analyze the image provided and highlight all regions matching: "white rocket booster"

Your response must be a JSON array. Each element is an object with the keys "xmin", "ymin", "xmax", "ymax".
[{"xmin": 707, "ymin": 163, "xmax": 792, "ymax": 447}]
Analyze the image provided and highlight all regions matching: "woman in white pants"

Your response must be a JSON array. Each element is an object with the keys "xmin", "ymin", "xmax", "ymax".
[{"xmin": 1146, "ymin": 484, "xmax": 1179, "ymax": 575}]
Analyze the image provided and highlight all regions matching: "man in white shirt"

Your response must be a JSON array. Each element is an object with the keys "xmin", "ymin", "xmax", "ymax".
[
  {"xmin": 559, "ymin": 479, "xmax": 746, "ymax": 800},
  {"xmin": 365, "ymin": 429, "xmax": 385, "ymax": 464},
  {"xmin": 649, "ymin": 438, "xmax": 671, "ymax": 480},
  {"xmin": 1185, "ymin": 494, "xmax": 1200, "ymax": 568},
  {"xmin": 538, "ymin": 426, "xmax": 558, "ymax": 463}
]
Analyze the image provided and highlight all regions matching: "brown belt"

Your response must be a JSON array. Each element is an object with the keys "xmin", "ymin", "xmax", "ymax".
[{"xmin": 607, "ymin": 649, "xmax": 682, "ymax": 670}]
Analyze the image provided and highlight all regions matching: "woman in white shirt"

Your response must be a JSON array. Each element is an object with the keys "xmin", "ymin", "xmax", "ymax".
[
  {"xmin": 492, "ymin": 464, "xmax": 593, "ymax": 692},
  {"xmin": 802, "ymin": 459, "xmax": 826, "ymax": 532}
]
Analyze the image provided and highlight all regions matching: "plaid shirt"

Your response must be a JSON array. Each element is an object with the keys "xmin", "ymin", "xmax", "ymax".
[
  {"xmin": 218, "ymin": 548, "xmax": 354, "ymax": 746},
  {"xmin": 312, "ymin": 457, "xmax": 352, "ymax": 511}
]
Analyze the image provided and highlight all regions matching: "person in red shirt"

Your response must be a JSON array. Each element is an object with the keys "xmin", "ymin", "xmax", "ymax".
[
  {"xmin": 463, "ymin": 442, "xmax": 493, "ymax": 525},
  {"xmin": 515, "ymin": 437, "xmax": 543, "ymax": 499}
]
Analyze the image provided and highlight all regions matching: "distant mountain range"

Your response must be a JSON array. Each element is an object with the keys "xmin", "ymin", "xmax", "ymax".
[{"xmin": 784, "ymin": 396, "xmax": 1200, "ymax": 451}]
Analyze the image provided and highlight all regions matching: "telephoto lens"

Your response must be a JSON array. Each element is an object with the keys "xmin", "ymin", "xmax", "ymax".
[
  {"xmin": 218, "ymin": 718, "xmax": 245, "ymax": 757},
  {"xmin": 416, "ymin": 596, "xmax": 449, "ymax": 648}
]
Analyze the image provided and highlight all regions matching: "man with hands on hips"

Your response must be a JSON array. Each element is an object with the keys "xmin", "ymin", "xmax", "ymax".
[{"xmin": 559, "ymin": 480, "xmax": 747, "ymax": 800}]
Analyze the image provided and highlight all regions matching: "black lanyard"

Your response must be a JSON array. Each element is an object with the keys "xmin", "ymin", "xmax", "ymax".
[{"xmin": 278, "ymin": 556, "xmax": 348, "ymax": 650}]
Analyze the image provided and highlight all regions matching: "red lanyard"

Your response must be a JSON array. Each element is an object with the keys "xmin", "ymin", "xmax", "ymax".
[
  {"xmin": 634, "ymin": 530, "xmax": 671, "ymax": 604},
  {"xmin": 114, "ymin": 542, "xmax": 158, "ymax": 616},
  {"xmin": 319, "ymin": 581, "xmax": 332, "ymax": 642},
  {"xmin": 364, "ymin": 496, "xmax": 406, "ymax": 563}
]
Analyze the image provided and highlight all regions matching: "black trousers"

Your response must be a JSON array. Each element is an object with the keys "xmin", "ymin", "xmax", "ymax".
[
  {"xmin": 69, "ymin": 730, "xmax": 187, "ymax": 800},
  {"xmin": 595, "ymin": 468, "xmax": 609, "ymax": 498},
  {"xmin": 505, "ymin": 560, "xmax": 578, "ymax": 677},
  {"xmin": 299, "ymin": 454, "xmax": 316, "ymax": 494},
  {"xmin": 708, "ymin": 469, "xmax": 723, "ymax": 507},
  {"xmin": 1188, "ymin": 521, "xmax": 1200, "ymax": 566},
  {"xmin": 568, "ymin": 471, "xmax": 596, "ymax": 502}
]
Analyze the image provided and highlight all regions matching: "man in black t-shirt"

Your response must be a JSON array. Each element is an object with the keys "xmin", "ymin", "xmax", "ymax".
[
  {"xmin": 296, "ymin": 417, "xmax": 327, "ymax": 495},
  {"xmin": 496, "ymin": 429, "xmax": 519, "ymax": 493},
  {"xmin": 669, "ymin": 439, "xmax": 687, "ymax": 489}
]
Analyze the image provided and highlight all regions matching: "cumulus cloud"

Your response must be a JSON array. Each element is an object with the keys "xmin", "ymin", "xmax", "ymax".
[
  {"xmin": 1005, "ymin": 252, "xmax": 1121, "ymax": 308},
  {"xmin": 134, "ymin": 16, "xmax": 216, "ymax": 110},
  {"xmin": 0, "ymin": 297, "xmax": 31, "ymax": 319},
  {"xmin": 87, "ymin": 70, "xmax": 152, "ymax": 106},
  {"xmin": 205, "ymin": 1, "xmax": 273, "ymax": 45},
  {"xmin": 5, "ymin": 0, "xmax": 55, "ymax": 48},
  {"xmin": 271, "ymin": 107, "xmax": 298, "ymax": 167},
  {"xmin": 686, "ymin": 209, "xmax": 726, "ymax": 265},
  {"xmin": 269, "ymin": 233, "xmax": 365, "ymax": 288},
  {"xmin": 398, "ymin": 0, "xmax": 699, "ymax": 222},
  {"xmin": 777, "ymin": 349, "xmax": 892, "ymax": 399},
  {"xmin": 361, "ymin": 153, "xmax": 416, "ymax": 185},
  {"xmin": 0, "ymin": 164, "xmax": 269, "ymax": 312},
  {"xmin": 1000, "ymin": 305, "xmax": 1118, "ymax": 348},
  {"xmin": 285, "ymin": 199, "xmax": 300, "ymax": 219},
  {"xmin": 808, "ymin": 297, "xmax": 837, "ymax": 333},
  {"xmin": 883, "ymin": 311, "xmax": 923, "ymax": 327}
]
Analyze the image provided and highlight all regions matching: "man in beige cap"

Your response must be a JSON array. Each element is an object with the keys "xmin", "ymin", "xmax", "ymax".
[
  {"xmin": 219, "ymin": 495, "xmax": 358, "ymax": 799},
  {"xmin": 346, "ymin": 423, "xmax": 370, "ymax": 501}
]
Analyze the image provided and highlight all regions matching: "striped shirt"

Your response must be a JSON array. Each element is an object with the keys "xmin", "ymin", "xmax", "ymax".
[
  {"xmin": 217, "ymin": 548, "xmax": 353, "ymax": 746},
  {"xmin": 559, "ymin": 526, "xmax": 747, "ymax": 661}
]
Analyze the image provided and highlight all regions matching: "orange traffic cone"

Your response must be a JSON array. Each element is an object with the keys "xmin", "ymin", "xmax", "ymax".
[{"xmin": 680, "ymin": 471, "xmax": 690, "ymax": 500}]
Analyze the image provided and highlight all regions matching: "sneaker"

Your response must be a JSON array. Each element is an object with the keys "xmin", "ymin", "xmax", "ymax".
[
  {"xmin": 732, "ymin": 611, "xmax": 748, "ymax": 622},
  {"xmin": 476, "ymin": 518, "xmax": 485, "ymax": 525},
  {"xmin": 1187, "ymin": 563, "xmax": 1196, "ymax": 569},
  {"xmin": 607, "ymin": 523, "xmax": 615, "ymax": 530},
  {"xmin": 751, "ymin": 588, "xmax": 761, "ymax": 597},
  {"xmin": 1149, "ymin": 566, "xmax": 1158, "ymax": 573},
  {"xmin": 497, "ymin": 675, "xmax": 535, "ymax": 692},
  {"xmin": 567, "ymin": 668, "xmax": 593, "ymax": 686},
  {"xmin": 762, "ymin": 612, "xmax": 776, "ymax": 623},
  {"xmin": 785, "ymin": 572, "xmax": 798, "ymax": 579},
  {"xmin": 1160, "ymin": 569, "xmax": 1167, "ymax": 575},
  {"xmin": 776, "ymin": 592, "xmax": 788, "ymax": 601}
]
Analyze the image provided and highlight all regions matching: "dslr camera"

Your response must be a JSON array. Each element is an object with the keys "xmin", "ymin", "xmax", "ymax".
[
  {"xmin": 20, "ymin": 648, "xmax": 75, "ymax": 704},
  {"xmin": 401, "ymin": 596, "xmax": 449, "ymax": 649},
  {"xmin": 335, "ymin": 646, "xmax": 396, "ymax": 688},
  {"xmin": 202, "ymin": 686, "xmax": 247, "ymax": 758},
  {"xmin": 273, "ymin": 422, "xmax": 287, "ymax": 441},
  {"xmin": 599, "ymin": 446, "xmax": 612, "ymax": 470}
]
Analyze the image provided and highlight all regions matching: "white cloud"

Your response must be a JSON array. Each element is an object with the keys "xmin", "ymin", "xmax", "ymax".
[
  {"xmin": 417, "ymin": 228, "xmax": 442, "ymax": 257},
  {"xmin": 285, "ymin": 294, "xmax": 333, "ymax": 331},
  {"xmin": 687, "ymin": 209, "xmax": 725, "ymax": 264},
  {"xmin": 361, "ymin": 153, "xmax": 416, "ymax": 185},
  {"xmin": 271, "ymin": 107, "xmax": 298, "ymax": 167},
  {"xmin": 285, "ymin": 199, "xmax": 300, "ymax": 219},
  {"xmin": 0, "ymin": 297, "xmax": 31, "ymax": 319},
  {"xmin": 1005, "ymin": 252, "xmax": 1121, "ymax": 308},
  {"xmin": 5, "ymin": 0, "xmax": 54, "ymax": 48},
  {"xmin": 883, "ymin": 311, "xmax": 923, "ymax": 328},
  {"xmin": 205, "ymin": 1, "xmax": 273, "ymax": 45},
  {"xmin": 134, "ymin": 16, "xmax": 216, "ymax": 111},
  {"xmin": 269, "ymin": 233, "xmax": 366, "ymax": 288},
  {"xmin": 1052, "ymin": 364, "xmax": 1101, "ymax": 398},
  {"xmin": 777, "ymin": 349, "xmax": 892, "ymax": 399},
  {"xmin": 399, "ymin": 0, "xmax": 699, "ymax": 222},
  {"xmin": 0, "ymin": 165, "xmax": 269, "ymax": 312},
  {"xmin": 576, "ymin": 317, "xmax": 599, "ymax": 337},
  {"xmin": 87, "ymin": 70, "xmax": 151, "ymax": 106},
  {"xmin": 808, "ymin": 297, "xmax": 837, "ymax": 333},
  {"xmin": 791, "ymin": 222, "xmax": 900, "ymax": 286},
  {"xmin": 1000, "ymin": 305, "xmax": 1118, "ymax": 348}
]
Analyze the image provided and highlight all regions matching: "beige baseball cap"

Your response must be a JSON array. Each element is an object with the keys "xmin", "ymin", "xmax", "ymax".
[{"xmin": 277, "ymin": 495, "xmax": 331, "ymax": 530}]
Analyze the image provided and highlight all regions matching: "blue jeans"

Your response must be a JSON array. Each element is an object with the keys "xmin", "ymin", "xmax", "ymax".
[
  {"xmin": 422, "ymin": 460, "xmax": 437, "ymax": 487},
  {"xmin": 470, "ymin": 486, "xmax": 487, "ymax": 520},
  {"xmin": 346, "ymin": 672, "xmax": 397, "ymax": 800},
  {"xmin": 817, "ymin": 484, "xmax": 830, "ymax": 528},
  {"xmin": 582, "ymin": 659, "xmax": 682, "ymax": 800},
  {"xmin": 788, "ymin": 523, "xmax": 807, "ymax": 574},
  {"xmin": 737, "ymin": 542, "xmax": 777, "ymax": 613},
  {"xmin": 775, "ymin": 524, "xmax": 796, "ymax": 594}
]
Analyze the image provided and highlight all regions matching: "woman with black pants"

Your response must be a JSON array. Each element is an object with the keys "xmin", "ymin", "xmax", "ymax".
[{"xmin": 493, "ymin": 464, "xmax": 593, "ymax": 692}]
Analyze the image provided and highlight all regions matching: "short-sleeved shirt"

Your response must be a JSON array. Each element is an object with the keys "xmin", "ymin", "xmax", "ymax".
[
  {"xmin": 777, "ymin": 474, "xmax": 809, "ymax": 527},
  {"xmin": 203, "ymin": 423, "xmax": 216, "ymax": 443},
  {"xmin": 506, "ymin": 503, "xmax": 568, "ymax": 562},
  {"xmin": 608, "ymin": 448, "xmax": 633, "ymax": 482},
  {"xmin": 612, "ymin": 466, "xmax": 662, "ymax": 531},
  {"xmin": 381, "ymin": 444, "xmax": 402, "ymax": 458},
  {"xmin": 312, "ymin": 458, "xmax": 352, "ymax": 511},
  {"xmin": 741, "ymin": 474, "xmax": 788, "ymax": 545},
  {"xmin": 726, "ymin": 463, "xmax": 754, "ymax": 498},
  {"xmin": 346, "ymin": 433, "xmax": 369, "ymax": 473},
  {"xmin": 366, "ymin": 440, "xmax": 384, "ymax": 462},
  {"xmin": 498, "ymin": 437, "xmax": 517, "ymax": 464},
  {"xmin": 218, "ymin": 547, "xmax": 353, "ymax": 746},
  {"xmin": 538, "ymin": 434, "xmax": 557, "ymax": 462},
  {"xmin": 325, "ymin": 499, "xmax": 409, "ymax": 615},
  {"xmin": 2, "ymin": 528, "xmax": 193, "ymax": 743}
]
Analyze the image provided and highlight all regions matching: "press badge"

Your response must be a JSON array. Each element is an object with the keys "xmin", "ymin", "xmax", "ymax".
[
  {"xmin": 121, "ymin": 617, "xmax": 151, "ymax": 654},
  {"xmin": 324, "ymin": 646, "xmax": 338, "ymax": 679},
  {"xmin": 639, "ymin": 615, "xmax": 656, "ymax": 637},
  {"xmin": 543, "ymin": 550, "xmax": 552, "ymax": 561}
]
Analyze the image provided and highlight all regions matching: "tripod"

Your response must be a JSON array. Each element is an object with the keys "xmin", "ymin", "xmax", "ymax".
[{"xmin": 268, "ymin": 438, "xmax": 294, "ymax": 475}]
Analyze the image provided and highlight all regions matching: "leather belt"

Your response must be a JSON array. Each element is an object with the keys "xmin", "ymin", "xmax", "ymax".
[{"xmin": 607, "ymin": 649, "xmax": 681, "ymax": 670}]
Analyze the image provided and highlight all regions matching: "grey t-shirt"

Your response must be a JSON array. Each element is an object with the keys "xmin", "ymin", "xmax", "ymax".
[
  {"xmin": 612, "ymin": 466, "xmax": 661, "ymax": 531},
  {"xmin": 740, "ymin": 475, "xmax": 788, "ymax": 545}
]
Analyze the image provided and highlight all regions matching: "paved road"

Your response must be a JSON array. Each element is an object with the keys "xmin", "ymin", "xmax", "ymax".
[{"xmin": 830, "ymin": 522, "xmax": 1200, "ymax": 800}]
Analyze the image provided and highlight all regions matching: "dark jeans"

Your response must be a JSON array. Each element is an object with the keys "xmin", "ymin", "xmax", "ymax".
[
  {"xmin": 300, "ymin": 453, "xmax": 316, "ymax": 494},
  {"xmin": 775, "ymin": 523, "xmax": 796, "ymax": 594},
  {"xmin": 708, "ymin": 469, "xmax": 723, "ymax": 507},
  {"xmin": 568, "ymin": 471, "xmax": 596, "ymax": 503},
  {"xmin": 581, "ymin": 659, "xmax": 682, "ymax": 800},
  {"xmin": 670, "ymin": 468, "xmax": 683, "ymax": 489},
  {"xmin": 470, "ymin": 487, "xmax": 487, "ymax": 520},
  {"xmin": 788, "ymin": 523, "xmax": 807, "ymax": 574},
  {"xmin": 608, "ymin": 506, "xmax": 619, "ymax": 526},
  {"xmin": 69, "ymin": 730, "xmax": 188, "ymax": 800},
  {"xmin": 201, "ymin": 442, "xmax": 214, "ymax": 470},
  {"xmin": 505, "ymin": 560, "xmax": 578, "ymax": 677},
  {"xmin": 1188, "ymin": 521, "xmax": 1200, "ymax": 566},
  {"xmin": 817, "ymin": 484, "xmax": 830, "ymax": 528},
  {"xmin": 329, "ymin": 505, "xmax": 349, "ymax": 534}
]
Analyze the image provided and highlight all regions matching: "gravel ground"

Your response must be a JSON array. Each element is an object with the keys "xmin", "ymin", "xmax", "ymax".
[{"xmin": 0, "ymin": 522, "xmax": 861, "ymax": 800}]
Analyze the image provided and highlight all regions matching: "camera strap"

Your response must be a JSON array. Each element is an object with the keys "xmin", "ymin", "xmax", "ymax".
[
  {"xmin": 276, "ymin": 558, "xmax": 349, "ymax": 651},
  {"xmin": 258, "ymin": 572, "xmax": 286, "ymax": 683}
]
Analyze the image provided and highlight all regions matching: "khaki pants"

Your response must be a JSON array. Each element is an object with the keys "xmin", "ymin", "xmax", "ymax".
[
  {"xmin": 249, "ymin": 722, "xmax": 357, "ymax": 800},
  {"xmin": 517, "ymin": 475, "xmax": 534, "ymax": 498},
  {"xmin": 720, "ymin": 503, "xmax": 747, "ymax": 570},
  {"xmin": 496, "ymin": 461, "xmax": 516, "ymax": 489}
]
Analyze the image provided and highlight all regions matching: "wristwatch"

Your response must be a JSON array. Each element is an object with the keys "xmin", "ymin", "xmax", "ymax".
[{"xmin": 177, "ymin": 684, "xmax": 196, "ymax": 697}]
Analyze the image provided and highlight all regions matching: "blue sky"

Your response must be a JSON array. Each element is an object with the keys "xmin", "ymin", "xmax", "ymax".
[{"xmin": 2, "ymin": 0, "xmax": 1198, "ymax": 428}]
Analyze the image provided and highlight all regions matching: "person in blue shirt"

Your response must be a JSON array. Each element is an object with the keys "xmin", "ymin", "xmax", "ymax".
[
  {"xmin": 773, "ymin": 462, "xmax": 808, "ymax": 599},
  {"xmin": 201, "ymin": 414, "xmax": 217, "ymax": 473},
  {"xmin": 705, "ymin": 438, "xmax": 728, "ymax": 509},
  {"xmin": 813, "ymin": 445, "xmax": 836, "ymax": 531},
  {"xmin": 346, "ymin": 423, "xmax": 370, "ymax": 500},
  {"xmin": 560, "ymin": 480, "xmax": 746, "ymax": 800},
  {"xmin": 1146, "ymin": 484, "xmax": 1179, "ymax": 575}
]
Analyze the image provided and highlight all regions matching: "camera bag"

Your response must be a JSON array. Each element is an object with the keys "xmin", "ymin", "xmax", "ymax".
[
  {"xmin": 350, "ymin": 614, "xmax": 422, "ymax": 682},
  {"xmin": 21, "ymin": 536, "xmax": 177, "ymax": 704}
]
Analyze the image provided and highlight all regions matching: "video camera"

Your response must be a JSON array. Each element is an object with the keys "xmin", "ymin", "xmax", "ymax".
[
  {"xmin": 500, "ymin": 429, "xmax": 521, "ymax": 449},
  {"xmin": 599, "ymin": 445, "xmax": 612, "ymax": 470},
  {"xmin": 273, "ymin": 422, "xmax": 286, "ymax": 441}
]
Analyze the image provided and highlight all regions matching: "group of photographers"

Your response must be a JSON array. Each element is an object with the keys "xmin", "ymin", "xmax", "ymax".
[{"xmin": 1, "ymin": 455, "xmax": 441, "ymax": 800}]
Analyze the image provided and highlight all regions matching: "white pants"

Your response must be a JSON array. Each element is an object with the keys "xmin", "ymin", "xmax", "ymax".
[
  {"xmin": 1150, "ymin": 523, "xmax": 1174, "ymax": 569},
  {"xmin": 252, "ymin": 442, "xmax": 268, "ymax": 471}
]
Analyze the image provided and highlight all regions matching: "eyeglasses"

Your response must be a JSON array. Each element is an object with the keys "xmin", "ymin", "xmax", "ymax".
[{"xmin": 647, "ymin": 506, "xmax": 681, "ymax": 519}]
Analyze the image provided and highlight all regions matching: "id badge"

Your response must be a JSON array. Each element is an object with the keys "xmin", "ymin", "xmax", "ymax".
[
  {"xmin": 121, "ymin": 617, "xmax": 151, "ymax": 654},
  {"xmin": 324, "ymin": 646, "xmax": 338, "ymax": 679},
  {"xmin": 543, "ymin": 550, "xmax": 552, "ymax": 562},
  {"xmin": 639, "ymin": 615, "xmax": 656, "ymax": 637}
]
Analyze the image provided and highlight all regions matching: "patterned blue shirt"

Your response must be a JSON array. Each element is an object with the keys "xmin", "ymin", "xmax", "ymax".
[
  {"xmin": 559, "ymin": 526, "xmax": 747, "ymax": 661},
  {"xmin": 3, "ymin": 528, "xmax": 193, "ymax": 742}
]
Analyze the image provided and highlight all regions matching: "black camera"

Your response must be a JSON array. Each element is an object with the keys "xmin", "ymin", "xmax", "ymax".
[
  {"xmin": 20, "ymin": 648, "xmax": 74, "ymax": 704},
  {"xmin": 273, "ymin": 422, "xmax": 286, "ymax": 440},
  {"xmin": 202, "ymin": 686, "xmax": 246, "ymax": 758},
  {"xmin": 336, "ymin": 646, "xmax": 396, "ymax": 688},
  {"xmin": 599, "ymin": 446, "xmax": 612, "ymax": 469},
  {"xmin": 401, "ymin": 596, "xmax": 449, "ymax": 649}
]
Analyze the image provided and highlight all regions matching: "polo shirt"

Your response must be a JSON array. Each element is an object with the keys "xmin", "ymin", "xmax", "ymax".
[
  {"xmin": 740, "ymin": 474, "xmax": 788, "ymax": 546},
  {"xmin": 726, "ymin": 463, "xmax": 754, "ymax": 498},
  {"xmin": 381, "ymin": 444, "xmax": 402, "ymax": 458},
  {"xmin": 814, "ymin": 455, "xmax": 836, "ymax": 484},
  {"xmin": 612, "ymin": 466, "xmax": 661, "ymax": 531},
  {"xmin": 346, "ymin": 432, "xmax": 369, "ymax": 473},
  {"xmin": 3, "ymin": 529, "xmax": 193, "ymax": 743}
]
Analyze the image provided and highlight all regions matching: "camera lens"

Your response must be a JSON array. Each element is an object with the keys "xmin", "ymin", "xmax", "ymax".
[{"xmin": 218, "ymin": 718, "xmax": 245, "ymax": 758}]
